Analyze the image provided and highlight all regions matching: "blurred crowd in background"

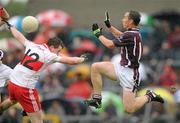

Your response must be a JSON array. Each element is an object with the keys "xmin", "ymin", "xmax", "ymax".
[{"xmin": 0, "ymin": 0, "xmax": 180, "ymax": 123}]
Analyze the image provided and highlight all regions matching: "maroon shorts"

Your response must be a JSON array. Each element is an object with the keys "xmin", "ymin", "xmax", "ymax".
[{"xmin": 8, "ymin": 81, "xmax": 41, "ymax": 113}]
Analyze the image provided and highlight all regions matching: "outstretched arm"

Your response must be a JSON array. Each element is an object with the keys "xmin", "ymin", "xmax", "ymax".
[
  {"xmin": 56, "ymin": 53, "xmax": 88, "ymax": 65},
  {"xmin": 104, "ymin": 12, "xmax": 123, "ymax": 37},
  {"xmin": 10, "ymin": 26, "xmax": 27, "ymax": 45},
  {"xmin": 98, "ymin": 35, "xmax": 115, "ymax": 49},
  {"xmin": 92, "ymin": 23, "xmax": 132, "ymax": 48},
  {"xmin": 3, "ymin": 19, "xmax": 27, "ymax": 45},
  {"xmin": 98, "ymin": 35, "xmax": 134, "ymax": 48},
  {"xmin": 108, "ymin": 26, "xmax": 123, "ymax": 37},
  {"xmin": 58, "ymin": 56, "xmax": 85, "ymax": 65}
]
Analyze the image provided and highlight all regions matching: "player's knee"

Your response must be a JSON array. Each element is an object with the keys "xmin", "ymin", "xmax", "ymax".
[
  {"xmin": 29, "ymin": 111, "xmax": 43, "ymax": 121},
  {"xmin": 30, "ymin": 114, "xmax": 43, "ymax": 123},
  {"xmin": 124, "ymin": 105, "xmax": 135, "ymax": 114},
  {"xmin": 91, "ymin": 63, "xmax": 100, "ymax": 71}
]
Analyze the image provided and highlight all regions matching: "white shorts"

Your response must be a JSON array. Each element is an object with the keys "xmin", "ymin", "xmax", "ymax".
[{"xmin": 113, "ymin": 62, "xmax": 140, "ymax": 92}]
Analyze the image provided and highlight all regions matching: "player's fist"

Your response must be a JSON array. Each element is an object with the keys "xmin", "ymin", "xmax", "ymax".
[
  {"xmin": 104, "ymin": 11, "xmax": 111, "ymax": 28},
  {"xmin": 80, "ymin": 53, "xmax": 90, "ymax": 62},
  {"xmin": 92, "ymin": 23, "xmax": 102, "ymax": 38}
]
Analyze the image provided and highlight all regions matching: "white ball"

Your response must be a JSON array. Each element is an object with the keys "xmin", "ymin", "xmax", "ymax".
[{"xmin": 22, "ymin": 16, "xmax": 39, "ymax": 33}]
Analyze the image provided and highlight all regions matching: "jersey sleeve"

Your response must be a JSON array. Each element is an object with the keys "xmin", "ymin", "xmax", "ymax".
[
  {"xmin": 45, "ymin": 51, "xmax": 62, "ymax": 63},
  {"xmin": 113, "ymin": 32, "xmax": 134, "ymax": 47}
]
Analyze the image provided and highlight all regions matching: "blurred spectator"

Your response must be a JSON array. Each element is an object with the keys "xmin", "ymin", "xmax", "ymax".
[
  {"xmin": 158, "ymin": 64, "xmax": 177, "ymax": 87},
  {"xmin": 0, "ymin": 107, "xmax": 20, "ymax": 123},
  {"xmin": 40, "ymin": 62, "xmax": 67, "ymax": 80},
  {"xmin": 42, "ymin": 75, "xmax": 64, "ymax": 92},
  {"xmin": 41, "ymin": 75, "xmax": 65, "ymax": 108},
  {"xmin": 149, "ymin": 102, "xmax": 167, "ymax": 123},
  {"xmin": 154, "ymin": 42, "xmax": 174, "ymax": 60},
  {"xmin": 157, "ymin": 20, "xmax": 171, "ymax": 41},
  {"xmin": 140, "ymin": 26, "xmax": 156, "ymax": 50},
  {"xmin": 47, "ymin": 100, "xmax": 66, "ymax": 123},
  {"xmin": 5, "ymin": 49, "xmax": 23, "ymax": 68},
  {"xmin": 72, "ymin": 38, "xmax": 97, "ymax": 56},
  {"xmin": 33, "ymin": 27, "xmax": 58, "ymax": 44},
  {"xmin": 65, "ymin": 64, "xmax": 92, "ymax": 100},
  {"xmin": 65, "ymin": 79, "xmax": 92, "ymax": 100},
  {"xmin": 141, "ymin": 45, "xmax": 151, "ymax": 62},
  {"xmin": 33, "ymin": 9, "xmax": 72, "ymax": 44},
  {"xmin": 151, "ymin": 20, "xmax": 171, "ymax": 51},
  {"xmin": 168, "ymin": 25, "xmax": 180, "ymax": 49},
  {"xmin": 160, "ymin": 20, "xmax": 172, "ymax": 39}
]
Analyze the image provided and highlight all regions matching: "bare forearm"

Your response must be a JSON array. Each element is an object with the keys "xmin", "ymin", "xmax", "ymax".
[
  {"xmin": 10, "ymin": 27, "xmax": 26, "ymax": 45},
  {"xmin": 109, "ymin": 26, "xmax": 123, "ymax": 37},
  {"xmin": 72, "ymin": 57, "xmax": 85, "ymax": 64},
  {"xmin": 99, "ymin": 35, "xmax": 115, "ymax": 49},
  {"xmin": 60, "ymin": 56, "xmax": 84, "ymax": 65}
]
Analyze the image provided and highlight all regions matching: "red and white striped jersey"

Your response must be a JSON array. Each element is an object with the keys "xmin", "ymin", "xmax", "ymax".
[{"xmin": 10, "ymin": 40, "xmax": 62, "ymax": 89}]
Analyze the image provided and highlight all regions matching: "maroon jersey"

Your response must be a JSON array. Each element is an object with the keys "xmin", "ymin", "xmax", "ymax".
[{"xmin": 113, "ymin": 28, "xmax": 143, "ymax": 69}]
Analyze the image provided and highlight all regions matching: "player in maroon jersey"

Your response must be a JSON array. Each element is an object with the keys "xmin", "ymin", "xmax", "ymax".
[{"xmin": 84, "ymin": 10, "xmax": 164, "ymax": 113}]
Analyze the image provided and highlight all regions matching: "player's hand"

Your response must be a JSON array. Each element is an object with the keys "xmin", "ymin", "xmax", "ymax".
[
  {"xmin": 80, "ymin": 53, "xmax": 90, "ymax": 62},
  {"xmin": 104, "ymin": 11, "xmax": 111, "ymax": 28},
  {"xmin": 2, "ymin": 19, "xmax": 12, "ymax": 30},
  {"xmin": 92, "ymin": 23, "xmax": 102, "ymax": 38},
  {"xmin": 0, "ymin": 7, "xmax": 10, "ymax": 20}
]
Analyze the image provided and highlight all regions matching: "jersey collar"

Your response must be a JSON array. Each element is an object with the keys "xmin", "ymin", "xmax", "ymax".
[
  {"xmin": 43, "ymin": 44, "xmax": 50, "ymax": 50},
  {"xmin": 128, "ymin": 28, "xmax": 140, "ymax": 31}
]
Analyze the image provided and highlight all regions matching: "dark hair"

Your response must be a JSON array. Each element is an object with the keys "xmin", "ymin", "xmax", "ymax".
[
  {"xmin": 47, "ymin": 37, "xmax": 64, "ymax": 48},
  {"xmin": 128, "ymin": 10, "xmax": 141, "ymax": 26}
]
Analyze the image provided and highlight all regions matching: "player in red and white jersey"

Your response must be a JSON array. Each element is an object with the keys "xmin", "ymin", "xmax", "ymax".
[
  {"xmin": 10, "ymin": 38, "xmax": 69, "ymax": 89},
  {"xmin": 1, "ymin": 20, "xmax": 87, "ymax": 123},
  {"xmin": 84, "ymin": 10, "xmax": 164, "ymax": 113},
  {"xmin": 0, "ymin": 49, "xmax": 37, "ymax": 117}
]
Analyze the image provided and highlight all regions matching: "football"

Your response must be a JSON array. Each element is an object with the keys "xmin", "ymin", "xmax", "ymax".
[{"xmin": 22, "ymin": 16, "xmax": 39, "ymax": 33}]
